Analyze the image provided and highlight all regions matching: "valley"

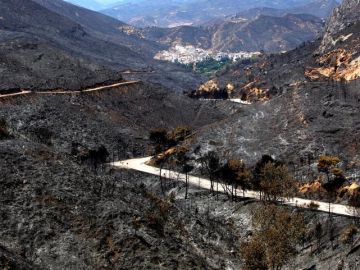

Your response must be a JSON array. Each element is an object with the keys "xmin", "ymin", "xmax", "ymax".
[{"xmin": 154, "ymin": 45, "xmax": 261, "ymax": 65}]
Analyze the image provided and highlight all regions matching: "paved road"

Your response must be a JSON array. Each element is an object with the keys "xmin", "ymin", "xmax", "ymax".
[
  {"xmin": 0, "ymin": 81, "xmax": 140, "ymax": 98},
  {"xmin": 36, "ymin": 80, "xmax": 141, "ymax": 94},
  {"xmin": 199, "ymin": 98, "xmax": 252, "ymax": 105},
  {"xmin": 229, "ymin": 99, "xmax": 252, "ymax": 105},
  {"xmin": 112, "ymin": 156, "xmax": 359, "ymax": 217},
  {"xmin": 0, "ymin": 91, "xmax": 32, "ymax": 99}
]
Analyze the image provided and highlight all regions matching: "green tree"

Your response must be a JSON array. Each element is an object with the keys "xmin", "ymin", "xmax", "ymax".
[
  {"xmin": 220, "ymin": 159, "xmax": 252, "ymax": 199},
  {"xmin": 317, "ymin": 155, "xmax": 341, "ymax": 182},
  {"xmin": 241, "ymin": 236, "xmax": 268, "ymax": 270},
  {"xmin": 242, "ymin": 205, "xmax": 306, "ymax": 270},
  {"xmin": 149, "ymin": 128, "xmax": 169, "ymax": 154},
  {"xmin": 252, "ymin": 155, "xmax": 275, "ymax": 191},
  {"xmin": 168, "ymin": 126, "xmax": 191, "ymax": 143},
  {"xmin": 198, "ymin": 151, "xmax": 220, "ymax": 196},
  {"xmin": 260, "ymin": 162, "xmax": 297, "ymax": 202}
]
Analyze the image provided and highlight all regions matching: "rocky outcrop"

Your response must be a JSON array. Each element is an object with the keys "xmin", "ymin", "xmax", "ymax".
[
  {"xmin": 305, "ymin": 48, "xmax": 360, "ymax": 81},
  {"xmin": 320, "ymin": 0, "xmax": 360, "ymax": 52}
]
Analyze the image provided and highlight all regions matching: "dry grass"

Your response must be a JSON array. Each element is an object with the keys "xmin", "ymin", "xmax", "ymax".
[{"xmin": 339, "ymin": 224, "xmax": 358, "ymax": 244}]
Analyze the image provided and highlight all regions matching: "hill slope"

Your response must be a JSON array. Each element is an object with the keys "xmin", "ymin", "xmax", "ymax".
[
  {"xmin": 188, "ymin": 0, "xmax": 360, "ymax": 167},
  {"xmin": 0, "ymin": 0, "xmax": 123, "ymax": 91},
  {"xmin": 34, "ymin": 0, "xmax": 163, "ymax": 56},
  {"xmin": 0, "ymin": 0, "xmax": 203, "ymax": 93}
]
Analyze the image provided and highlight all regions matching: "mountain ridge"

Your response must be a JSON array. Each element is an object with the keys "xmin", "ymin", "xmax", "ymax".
[
  {"xmin": 142, "ymin": 13, "xmax": 324, "ymax": 53},
  {"xmin": 102, "ymin": 0, "xmax": 336, "ymax": 28},
  {"xmin": 234, "ymin": 0, "xmax": 339, "ymax": 20}
]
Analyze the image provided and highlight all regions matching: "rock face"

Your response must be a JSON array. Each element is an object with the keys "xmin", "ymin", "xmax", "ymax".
[
  {"xmin": 306, "ymin": 48, "xmax": 360, "ymax": 81},
  {"xmin": 320, "ymin": 0, "xmax": 360, "ymax": 52}
]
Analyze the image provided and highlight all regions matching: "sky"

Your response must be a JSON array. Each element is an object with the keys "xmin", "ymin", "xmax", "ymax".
[
  {"xmin": 65, "ymin": 0, "xmax": 125, "ymax": 10},
  {"xmin": 66, "ymin": 0, "xmax": 342, "ymax": 11},
  {"xmin": 95, "ymin": 0, "xmax": 121, "ymax": 4}
]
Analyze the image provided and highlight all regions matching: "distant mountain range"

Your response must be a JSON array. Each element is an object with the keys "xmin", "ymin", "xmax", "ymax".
[
  {"xmin": 143, "ymin": 13, "xmax": 324, "ymax": 53},
  {"xmin": 101, "ymin": 0, "xmax": 339, "ymax": 28},
  {"xmin": 58, "ymin": 0, "xmax": 339, "ymax": 54},
  {"xmin": 234, "ymin": 0, "xmax": 339, "ymax": 20}
]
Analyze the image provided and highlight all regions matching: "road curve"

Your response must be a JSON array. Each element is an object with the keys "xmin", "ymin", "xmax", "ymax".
[{"xmin": 112, "ymin": 156, "xmax": 358, "ymax": 218}]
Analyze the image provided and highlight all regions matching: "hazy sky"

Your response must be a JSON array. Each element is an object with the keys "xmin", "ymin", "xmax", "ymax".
[
  {"xmin": 95, "ymin": 0, "xmax": 121, "ymax": 3},
  {"xmin": 65, "ymin": 0, "xmax": 126, "ymax": 10}
]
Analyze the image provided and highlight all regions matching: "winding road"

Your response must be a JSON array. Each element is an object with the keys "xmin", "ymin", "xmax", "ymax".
[
  {"xmin": 36, "ymin": 80, "xmax": 140, "ymax": 94},
  {"xmin": 0, "ymin": 91, "xmax": 32, "ymax": 98},
  {"xmin": 199, "ymin": 98, "xmax": 252, "ymax": 105},
  {"xmin": 112, "ymin": 156, "xmax": 359, "ymax": 218},
  {"xmin": 0, "ymin": 80, "xmax": 141, "ymax": 99},
  {"xmin": 1, "ymin": 78, "xmax": 357, "ymax": 218}
]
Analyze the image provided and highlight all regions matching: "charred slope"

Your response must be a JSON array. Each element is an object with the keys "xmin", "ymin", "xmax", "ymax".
[
  {"xmin": 0, "ymin": 83, "xmax": 233, "ymax": 159},
  {"xmin": 0, "ymin": 132, "xmax": 244, "ymax": 270},
  {"xmin": 189, "ymin": 0, "xmax": 360, "ymax": 167},
  {"xmin": 0, "ymin": 11, "xmax": 241, "ymax": 261},
  {"xmin": 192, "ymin": 79, "xmax": 360, "ymax": 165},
  {"xmin": 0, "ymin": 34, "xmax": 122, "ymax": 92},
  {"xmin": 1, "ymin": 84, "xmax": 358, "ymax": 270},
  {"xmin": 33, "ymin": 0, "xmax": 164, "ymax": 57},
  {"xmin": 0, "ymin": 244, "xmax": 39, "ymax": 270},
  {"xmin": 0, "ymin": 0, "xmax": 202, "ymax": 93},
  {"xmin": 0, "ymin": 0, "xmax": 134, "ymax": 91},
  {"xmin": 1, "ymin": 79, "xmax": 358, "ymax": 270}
]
